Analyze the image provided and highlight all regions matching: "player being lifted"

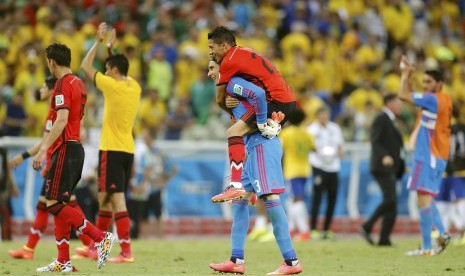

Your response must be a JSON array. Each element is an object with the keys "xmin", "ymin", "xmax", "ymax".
[
  {"xmin": 207, "ymin": 56, "xmax": 302, "ymax": 275},
  {"xmin": 208, "ymin": 26, "xmax": 296, "ymax": 203}
]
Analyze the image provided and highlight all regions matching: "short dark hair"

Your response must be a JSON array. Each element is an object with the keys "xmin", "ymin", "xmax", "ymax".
[
  {"xmin": 45, "ymin": 43, "xmax": 71, "ymax": 67},
  {"xmin": 383, "ymin": 93, "xmax": 398, "ymax": 105},
  {"xmin": 45, "ymin": 75, "xmax": 57, "ymax": 89},
  {"xmin": 425, "ymin": 69, "xmax": 444, "ymax": 82},
  {"xmin": 208, "ymin": 26, "xmax": 236, "ymax": 46},
  {"xmin": 105, "ymin": 54, "xmax": 129, "ymax": 76},
  {"xmin": 288, "ymin": 108, "xmax": 306, "ymax": 126}
]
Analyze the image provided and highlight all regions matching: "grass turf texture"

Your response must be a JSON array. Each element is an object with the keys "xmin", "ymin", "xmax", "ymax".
[{"xmin": 0, "ymin": 236, "xmax": 464, "ymax": 275}]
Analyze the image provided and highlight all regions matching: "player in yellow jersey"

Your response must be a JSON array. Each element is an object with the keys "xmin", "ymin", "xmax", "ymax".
[
  {"xmin": 81, "ymin": 22, "xmax": 141, "ymax": 263},
  {"xmin": 280, "ymin": 109, "xmax": 315, "ymax": 241}
]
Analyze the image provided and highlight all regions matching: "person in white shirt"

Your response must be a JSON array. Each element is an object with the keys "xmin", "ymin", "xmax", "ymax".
[{"xmin": 307, "ymin": 105, "xmax": 345, "ymax": 239}]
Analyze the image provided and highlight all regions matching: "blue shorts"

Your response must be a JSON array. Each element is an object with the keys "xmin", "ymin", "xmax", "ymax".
[
  {"xmin": 242, "ymin": 138, "xmax": 285, "ymax": 197},
  {"xmin": 436, "ymin": 176, "xmax": 465, "ymax": 202},
  {"xmin": 289, "ymin": 178, "xmax": 307, "ymax": 198},
  {"xmin": 407, "ymin": 161, "xmax": 445, "ymax": 195}
]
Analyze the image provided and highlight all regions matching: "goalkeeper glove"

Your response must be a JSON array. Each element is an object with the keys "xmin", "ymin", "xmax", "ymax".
[
  {"xmin": 257, "ymin": 119, "xmax": 281, "ymax": 139},
  {"xmin": 257, "ymin": 111, "xmax": 286, "ymax": 139}
]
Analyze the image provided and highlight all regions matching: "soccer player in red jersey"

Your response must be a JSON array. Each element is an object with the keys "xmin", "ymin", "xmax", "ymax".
[
  {"xmin": 208, "ymin": 26, "xmax": 297, "ymax": 203},
  {"xmin": 7, "ymin": 77, "xmax": 93, "ymax": 260},
  {"xmin": 32, "ymin": 43, "xmax": 115, "ymax": 272}
]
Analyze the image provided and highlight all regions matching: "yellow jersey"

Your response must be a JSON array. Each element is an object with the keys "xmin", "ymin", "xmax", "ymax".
[
  {"xmin": 95, "ymin": 72, "xmax": 141, "ymax": 153},
  {"xmin": 280, "ymin": 125, "xmax": 315, "ymax": 179}
]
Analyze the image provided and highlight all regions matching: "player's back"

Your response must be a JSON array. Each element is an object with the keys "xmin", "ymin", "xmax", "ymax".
[
  {"xmin": 49, "ymin": 74, "xmax": 86, "ymax": 154},
  {"xmin": 95, "ymin": 72, "xmax": 141, "ymax": 153},
  {"xmin": 219, "ymin": 46, "xmax": 295, "ymax": 103},
  {"xmin": 413, "ymin": 92, "xmax": 452, "ymax": 164},
  {"xmin": 63, "ymin": 75, "xmax": 87, "ymax": 134},
  {"xmin": 431, "ymin": 92, "xmax": 452, "ymax": 160}
]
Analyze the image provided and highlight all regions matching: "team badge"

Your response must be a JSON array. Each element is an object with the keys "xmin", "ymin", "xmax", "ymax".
[
  {"xmin": 233, "ymin": 84, "xmax": 243, "ymax": 96},
  {"xmin": 55, "ymin": 95, "xmax": 64, "ymax": 106}
]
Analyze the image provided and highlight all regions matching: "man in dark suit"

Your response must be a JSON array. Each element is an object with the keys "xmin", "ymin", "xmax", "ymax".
[{"xmin": 360, "ymin": 93, "xmax": 404, "ymax": 246}]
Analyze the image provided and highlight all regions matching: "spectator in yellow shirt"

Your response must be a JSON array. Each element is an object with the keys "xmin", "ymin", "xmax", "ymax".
[{"xmin": 280, "ymin": 108, "xmax": 315, "ymax": 241}]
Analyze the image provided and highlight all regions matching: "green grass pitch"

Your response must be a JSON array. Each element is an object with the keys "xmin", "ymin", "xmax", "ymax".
[{"xmin": 0, "ymin": 236, "xmax": 464, "ymax": 275}]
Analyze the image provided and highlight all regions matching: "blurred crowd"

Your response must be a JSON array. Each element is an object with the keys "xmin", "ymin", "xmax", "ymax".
[{"xmin": 0, "ymin": 0, "xmax": 464, "ymax": 142}]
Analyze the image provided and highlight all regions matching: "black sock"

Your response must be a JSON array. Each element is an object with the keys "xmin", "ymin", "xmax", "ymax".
[
  {"xmin": 230, "ymin": 257, "xmax": 244, "ymax": 264},
  {"xmin": 285, "ymin": 258, "xmax": 299, "ymax": 266}
]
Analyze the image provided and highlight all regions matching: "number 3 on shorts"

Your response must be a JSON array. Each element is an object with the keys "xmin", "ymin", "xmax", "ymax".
[{"xmin": 253, "ymin": 180, "xmax": 261, "ymax": 193}]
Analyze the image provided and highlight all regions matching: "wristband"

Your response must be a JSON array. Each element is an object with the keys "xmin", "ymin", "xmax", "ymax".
[{"xmin": 21, "ymin": 151, "xmax": 30, "ymax": 159}]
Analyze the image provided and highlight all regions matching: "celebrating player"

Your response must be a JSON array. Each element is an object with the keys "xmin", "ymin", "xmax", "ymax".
[
  {"xmin": 398, "ymin": 55, "xmax": 452, "ymax": 256},
  {"xmin": 208, "ymin": 26, "xmax": 296, "ymax": 203},
  {"xmin": 207, "ymin": 58, "xmax": 302, "ymax": 275},
  {"xmin": 80, "ymin": 22, "xmax": 141, "ymax": 263}
]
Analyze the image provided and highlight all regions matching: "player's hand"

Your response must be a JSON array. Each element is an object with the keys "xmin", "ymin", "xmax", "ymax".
[
  {"xmin": 258, "ymin": 119, "xmax": 281, "ymax": 139},
  {"xmin": 107, "ymin": 28, "xmax": 116, "ymax": 49},
  {"xmin": 225, "ymin": 95, "xmax": 239, "ymax": 109},
  {"xmin": 97, "ymin": 22, "xmax": 107, "ymax": 43},
  {"xmin": 8, "ymin": 155, "xmax": 23, "ymax": 169},
  {"xmin": 257, "ymin": 111, "xmax": 285, "ymax": 139},
  {"xmin": 260, "ymin": 119, "xmax": 282, "ymax": 138},
  {"xmin": 399, "ymin": 55, "xmax": 415, "ymax": 75},
  {"xmin": 382, "ymin": 155, "xmax": 394, "ymax": 167},
  {"xmin": 271, "ymin": 111, "xmax": 285, "ymax": 123},
  {"xmin": 32, "ymin": 149, "xmax": 45, "ymax": 171}
]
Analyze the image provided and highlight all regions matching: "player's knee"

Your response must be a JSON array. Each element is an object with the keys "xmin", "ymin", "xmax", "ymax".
[
  {"xmin": 46, "ymin": 199, "xmax": 58, "ymax": 207},
  {"xmin": 262, "ymin": 194, "xmax": 280, "ymax": 201},
  {"xmin": 111, "ymin": 192, "xmax": 127, "ymax": 211},
  {"xmin": 227, "ymin": 120, "xmax": 249, "ymax": 137}
]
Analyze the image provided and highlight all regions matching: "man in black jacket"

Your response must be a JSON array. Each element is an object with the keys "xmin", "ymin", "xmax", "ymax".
[{"xmin": 360, "ymin": 93, "xmax": 404, "ymax": 246}]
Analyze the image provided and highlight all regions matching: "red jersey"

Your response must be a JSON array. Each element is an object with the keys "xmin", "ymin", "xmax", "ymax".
[
  {"xmin": 49, "ymin": 74, "xmax": 87, "ymax": 154},
  {"xmin": 218, "ymin": 46, "xmax": 296, "ymax": 103}
]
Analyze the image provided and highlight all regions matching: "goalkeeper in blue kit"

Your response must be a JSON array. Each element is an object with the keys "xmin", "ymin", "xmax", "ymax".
[{"xmin": 207, "ymin": 59, "xmax": 302, "ymax": 275}]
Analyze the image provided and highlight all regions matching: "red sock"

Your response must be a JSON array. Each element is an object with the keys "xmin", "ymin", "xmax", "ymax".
[
  {"xmin": 26, "ymin": 202, "xmax": 49, "ymax": 250},
  {"xmin": 48, "ymin": 203, "xmax": 105, "ymax": 243},
  {"xmin": 114, "ymin": 211, "xmax": 131, "ymax": 256},
  {"xmin": 96, "ymin": 210, "xmax": 113, "ymax": 231},
  {"xmin": 54, "ymin": 216, "xmax": 70, "ymax": 263},
  {"xmin": 228, "ymin": 136, "xmax": 245, "ymax": 183},
  {"xmin": 68, "ymin": 200, "xmax": 92, "ymax": 246}
]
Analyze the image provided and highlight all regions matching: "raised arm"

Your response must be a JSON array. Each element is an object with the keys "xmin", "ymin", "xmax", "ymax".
[
  {"xmin": 81, "ymin": 22, "xmax": 107, "ymax": 81},
  {"xmin": 398, "ymin": 55, "xmax": 415, "ymax": 104}
]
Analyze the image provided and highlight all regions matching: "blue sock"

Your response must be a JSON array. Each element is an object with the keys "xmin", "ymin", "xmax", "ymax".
[
  {"xmin": 231, "ymin": 199, "xmax": 249, "ymax": 261},
  {"xmin": 419, "ymin": 206, "xmax": 433, "ymax": 250},
  {"xmin": 264, "ymin": 199, "xmax": 297, "ymax": 261},
  {"xmin": 431, "ymin": 201, "xmax": 445, "ymax": 234}
]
